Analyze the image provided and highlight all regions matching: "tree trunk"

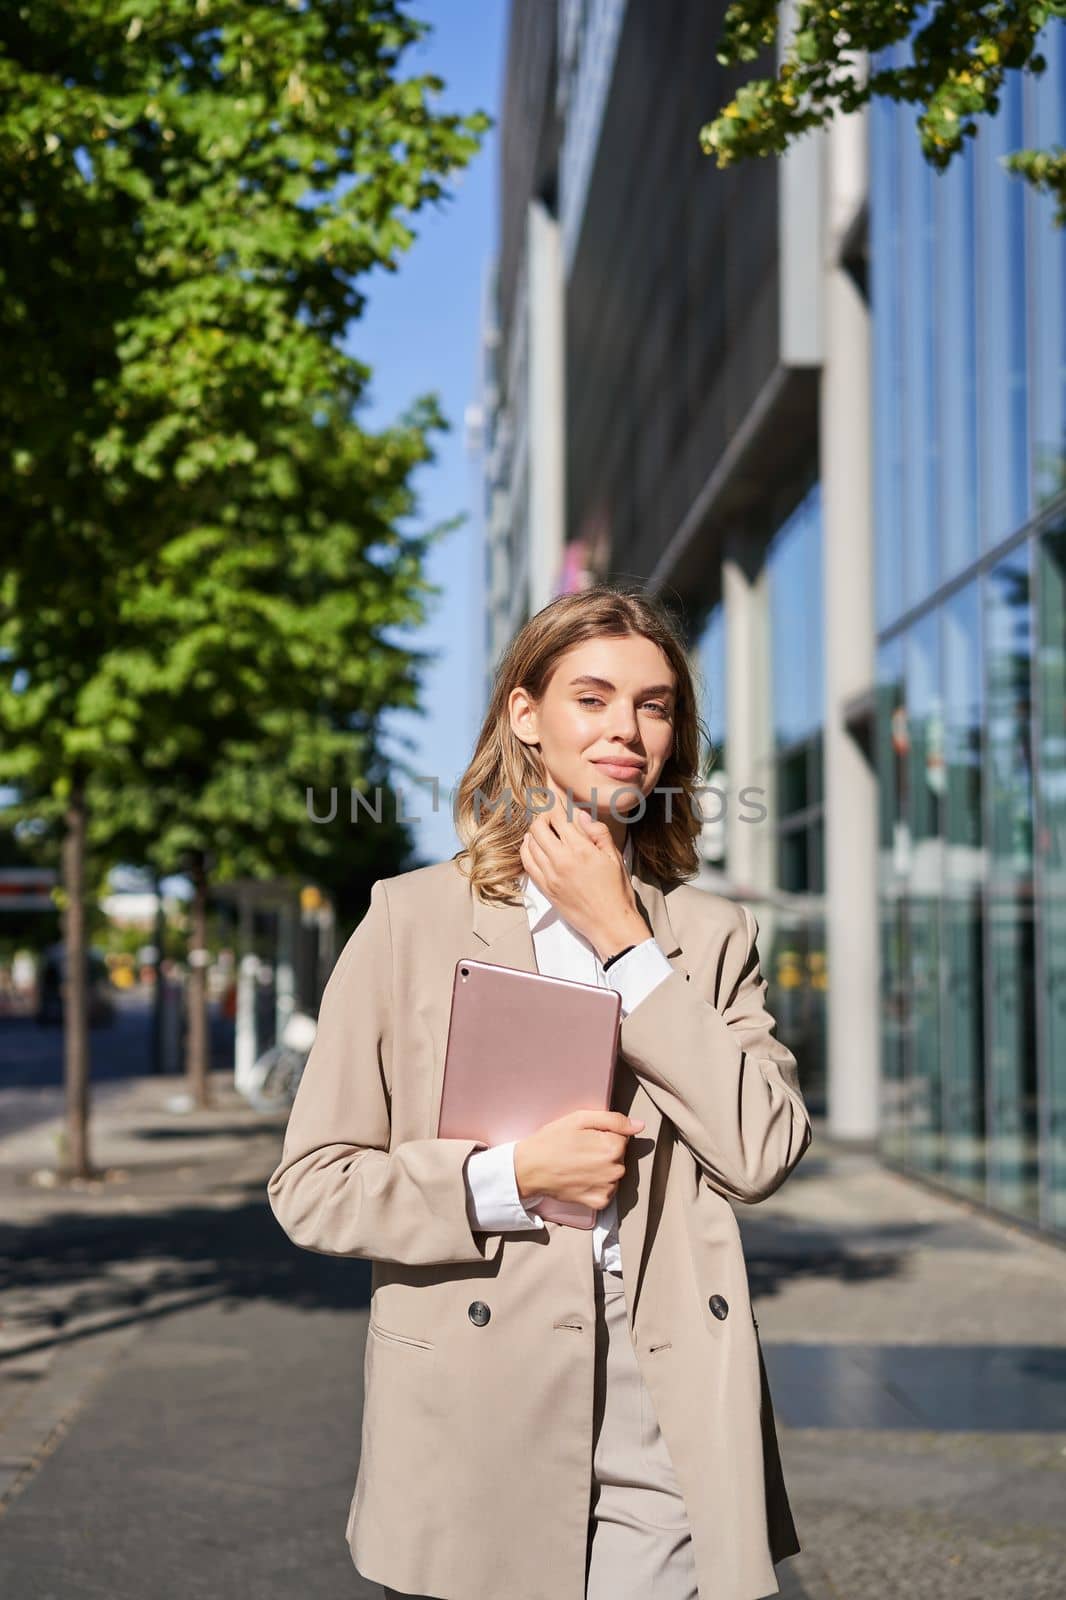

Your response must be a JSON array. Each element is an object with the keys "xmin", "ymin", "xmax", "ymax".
[
  {"xmin": 152, "ymin": 873, "xmax": 166, "ymax": 1074},
  {"xmin": 62, "ymin": 775, "xmax": 92, "ymax": 1179},
  {"xmin": 186, "ymin": 858, "xmax": 210, "ymax": 1108}
]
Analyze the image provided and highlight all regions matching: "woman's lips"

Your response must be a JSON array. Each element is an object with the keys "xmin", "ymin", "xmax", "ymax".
[{"xmin": 591, "ymin": 760, "xmax": 646, "ymax": 781}]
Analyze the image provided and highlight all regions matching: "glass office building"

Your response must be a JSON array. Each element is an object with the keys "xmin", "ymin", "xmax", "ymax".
[
  {"xmin": 870, "ymin": 30, "xmax": 1066, "ymax": 1233},
  {"xmin": 490, "ymin": 0, "xmax": 1065, "ymax": 1241}
]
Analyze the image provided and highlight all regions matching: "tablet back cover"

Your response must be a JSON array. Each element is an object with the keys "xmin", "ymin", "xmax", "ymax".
[{"xmin": 437, "ymin": 958, "xmax": 623, "ymax": 1229}]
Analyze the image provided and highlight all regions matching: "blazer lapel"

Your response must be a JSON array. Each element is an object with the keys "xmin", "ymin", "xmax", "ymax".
[
  {"xmin": 467, "ymin": 857, "xmax": 687, "ymax": 1314},
  {"xmin": 469, "ymin": 886, "xmax": 539, "ymax": 974}
]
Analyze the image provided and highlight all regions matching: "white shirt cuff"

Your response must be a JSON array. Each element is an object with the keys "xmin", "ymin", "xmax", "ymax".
[
  {"xmin": 604, "ymin": 937, "xmax": 675, "ymax": 1017},
  {"xmin": 465, "ymin": 1140, "xmax": 547, "ymax": 1231}
]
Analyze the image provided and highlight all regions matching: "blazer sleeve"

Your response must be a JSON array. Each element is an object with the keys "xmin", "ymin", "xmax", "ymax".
[
  {"xmin": 266, "ymin": 878, "xmax": 502, "ymax": 1266},
  {"xmin": 617, "ymin": 901, "xmax": 812, "ymax": 1205}
]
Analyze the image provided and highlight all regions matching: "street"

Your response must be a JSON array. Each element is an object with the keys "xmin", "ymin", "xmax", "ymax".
[{"xmin": 0, "ymin": 988, "xmax": 237, "ymax": 1140}]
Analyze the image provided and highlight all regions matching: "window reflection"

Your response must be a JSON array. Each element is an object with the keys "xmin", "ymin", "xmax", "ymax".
[
  {"xmin": 871, "ymin": 21, "xmax": 1065, "ymax": 1236},
  {"xmin": 876, "ymin": 638, "xmax": 907, "ymax": 1164},
  {"xmin": 765, "ymin": 480, "xmax": 827, "ymax": 1115},
  {"xmin": 765, "ymin": 911, "xmax": 827, "ymax": 1122},
  {"xmin": 986, "ymin": 549, "xmax": 1038, "ymax": 1220},
  {"xmin": 1036, "ymin": 523, "xmax": 1066, "ymax": 1229},
  {"xmin": 900, "ymin": 100, "xmax": 939, "ymax": 605},
  {"xmin": 870, "ymin": 85, "xmax": 905, "ymax": 629},
  {"xmin": 936, "ymin": 143, "xmax": 979, "ymax": 577},
  {"xmin": 693, "ymin": 602, "xmax": 726, "ymax": 868},
  {"xmin": 905, "ymin": 614, "xmax": 946, "ymax": 1176},
  {"xmin": 769, "ymin": 481, "xmax": 824, "ymax": 894},
  {"xmin": 1028, "ymin": 23, "xmax": 1066, "ymax": 507},
  {"xmin": 942, "ymin": 585, "xmax": 985, "ymax": 1196},
  {"xmin": 976, "ymin": 72, "xmax": 1030, "ymax": 546}
]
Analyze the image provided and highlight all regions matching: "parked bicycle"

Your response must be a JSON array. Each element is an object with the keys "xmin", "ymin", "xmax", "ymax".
[{"xmin": 243, "ymin": 1010, "xmax": 317, "ymax": 1111}]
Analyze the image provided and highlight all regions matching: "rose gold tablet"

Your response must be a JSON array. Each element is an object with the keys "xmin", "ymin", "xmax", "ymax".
[{"xmin": 437, "ymin": 958, "xmax": 623, "ymax": 1230}]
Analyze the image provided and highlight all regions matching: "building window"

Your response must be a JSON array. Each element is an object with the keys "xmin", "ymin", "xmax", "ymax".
[
  {"xmin": 870, "ymin": 19, "xmax": 1066, "ymax": 1236},
  {"xmin": 1035, "ymin": 517, "xmax": 1066, "ymax": 1230},
  {"xmin": 985, "ymin": 545, "xmax": 1038, "ymax": 1221},
  {"xmin": 768, "ymin": 480, "xmax": 825, "ymax": 895},
  {"xmin": 766, "ymin": 479, "xmax": 827, "ymax": 1116},
  {"xmin": 693, "ymin": 601, "xmax": 726, "ymax": 868}
]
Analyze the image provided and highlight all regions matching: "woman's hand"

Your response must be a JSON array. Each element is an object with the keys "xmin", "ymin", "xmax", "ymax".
[
  {"xmin": 518, "ymin": 797, "xmax": 650, "ymax": 962},
  {"xmin": 514, "ymin": 1108, "xmax": 645, "ymax": 1210}
]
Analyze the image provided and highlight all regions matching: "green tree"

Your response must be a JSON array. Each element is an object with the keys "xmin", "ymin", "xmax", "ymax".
[
  {"xmin": 0, "ymin": 1, "xmax": 489, "ymax": 1174},
  {"xmin": 701, "ymin": 2, "xmax": 1066, "ymax": 223},
  {"xmin": 82, "ymin": 391, "xmax": 448, "ymax": 1106}
]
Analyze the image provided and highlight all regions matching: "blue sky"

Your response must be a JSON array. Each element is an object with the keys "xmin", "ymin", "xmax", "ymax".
[{"xmin": 348, "ymin": 1, "xmax": 508, "ymax": 866}]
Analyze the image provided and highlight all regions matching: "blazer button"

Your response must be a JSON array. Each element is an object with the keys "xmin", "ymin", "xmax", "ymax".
[
  {"xmin": 708, "ymin": 1294, "xmax": 729, "ymax": 1320},
  {"xmin": 468, "ymin": 1300, "xmax": 491, "ymax": 1327}
]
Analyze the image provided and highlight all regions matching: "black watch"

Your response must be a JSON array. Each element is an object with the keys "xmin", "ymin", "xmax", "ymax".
[{"xmin": 602, "ymin": 944, "xmax": 637, "ymax": 972}]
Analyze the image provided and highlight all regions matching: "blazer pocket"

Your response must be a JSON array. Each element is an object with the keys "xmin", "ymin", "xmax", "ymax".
[{"xmin": 368, "ymin": 1320, "xmax": 435, "ymax": 1352}]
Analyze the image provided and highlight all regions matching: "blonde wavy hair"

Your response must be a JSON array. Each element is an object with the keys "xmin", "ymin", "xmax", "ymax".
[{"xmin": 452, "ymin": 585, "xmax": 717, "ymax": 906}]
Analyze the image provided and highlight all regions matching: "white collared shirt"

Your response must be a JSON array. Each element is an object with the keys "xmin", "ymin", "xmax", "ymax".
[{"xmin": 462, "ymin": 833, "xmax": 674, "ymax": 1271}]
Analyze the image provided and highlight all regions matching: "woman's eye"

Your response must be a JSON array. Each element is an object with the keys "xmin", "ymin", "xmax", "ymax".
[{"xmin": 577, "ymin": 696, "xmax": 670, "ymax": 716}]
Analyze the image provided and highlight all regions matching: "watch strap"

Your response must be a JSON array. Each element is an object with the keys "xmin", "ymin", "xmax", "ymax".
[{"xmin": 601, "ymin": 943, "xmax": 637, "ymax": 972}]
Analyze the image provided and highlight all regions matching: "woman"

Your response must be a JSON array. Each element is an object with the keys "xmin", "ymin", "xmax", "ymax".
[{"xmin": 267, "ymin": 585, "xmax": 813, "ymax": 1600}]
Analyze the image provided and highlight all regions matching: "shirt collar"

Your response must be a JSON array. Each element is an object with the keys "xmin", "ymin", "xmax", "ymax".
[{"xmin": 521, "ymin": 830, "xmax": 635, "ymax": 933}]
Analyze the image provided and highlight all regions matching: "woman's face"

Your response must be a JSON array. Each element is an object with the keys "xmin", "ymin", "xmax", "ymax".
[{"xmin": 509, "ymin": 633, "xmax": 677, "ymax": 842}]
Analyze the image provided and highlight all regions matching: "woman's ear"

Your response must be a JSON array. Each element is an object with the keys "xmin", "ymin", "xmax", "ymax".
[{"xmin": 507, "ymin": 685, "xmax": 538, "ymax": 747}]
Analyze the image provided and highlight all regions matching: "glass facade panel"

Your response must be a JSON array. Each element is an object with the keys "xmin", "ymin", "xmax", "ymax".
[
  {"xmin": 693, "ymin": 602, "xmax": 727, "ymax": 867},
  {"xmin": 985, "ymin": 549, "xmax": 1038, "ymax": 1220},
  {"xmin": 765, "ymin": 908, "xmax": 827, "ymax": 1120},
  {"xmin": 899, "ymin": 99, "xmax": 939, "ymax": 606},
  {"xmin": 1027, "ymin": 24, "xmax": 1066, "ymax": 509},
  {"xmin": 941, "ymin": 584, "xmax": 985, "ymax": 1197},
  {"xmin": 975, "ymin": 72, "xmax": 1030, "ymax": 547},
  {"xmin": 764, "ymin": 479, "xmax": 826, "ymax": 1112},
  {"xmin": 870, "ymin": 85, "xmax": 905, "ymax": 629},
  {"xmin": 779, "ymin": 825, "xmax": 810, "ymax": 895},
  {"xmin": 871, "ymin": 30, "xmax": 1066, "ymax": 1238},
  {"xmin": 770, "ymin": 482, "xmax": 824, "ymax": 748},
  {"xmin": 1035, "ymin": 520, "xmax": 1066, "ymax": 1229},
  {"xmin": 876, "ymin": 637, "xmax": 907, "ymax": 1166},
  {"xmin": 904, "ymin": 613, "xmax": 945, "ymax": 1176},
  {"xmin": 768, "ymin": 481, "xmax": 825, "ymax": 895},
  {"xmin": 935, "ymin": 143, "xmax": 979, "ymax": 578}
]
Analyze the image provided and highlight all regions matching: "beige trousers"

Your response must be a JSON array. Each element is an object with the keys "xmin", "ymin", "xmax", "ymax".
[
  {"xmin": 384, "ymin": 1265, "xmax": 699, "ymax": 1600},
  {"xmin": 584, "ymin": 1264, "xmax": 698, "ymax": 1599}
]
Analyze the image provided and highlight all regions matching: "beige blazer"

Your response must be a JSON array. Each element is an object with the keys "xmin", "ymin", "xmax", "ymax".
[{"xmin": 266, "ymin": 853, "xmax": 813, "ymax": 1600}]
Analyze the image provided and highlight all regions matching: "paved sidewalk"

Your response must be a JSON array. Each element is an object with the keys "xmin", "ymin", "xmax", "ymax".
[
  {"xmin": 0, "ymin": 1070, "xmax": 376, "ymax": 1599},
  {"xmin": 0, "ymin": 1080, "xmax": 1064, "ymax": 1598},
  {"xmin": 0, "ymin": 1072, "xmax": 290, "ymax": 1515},
  {"xmin": 749, "ymin": 1138, "xmax": 1066, "ymax": 1598}
]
